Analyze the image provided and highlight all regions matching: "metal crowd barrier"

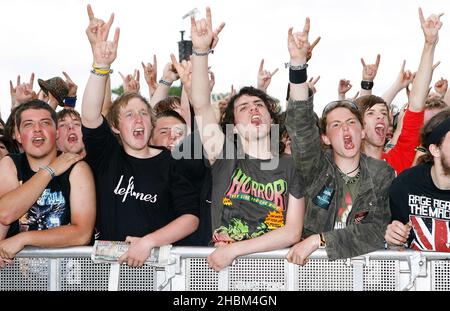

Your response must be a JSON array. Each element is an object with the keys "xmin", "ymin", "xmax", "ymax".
[{"xmin": 1, "ymin": 246, "xmax": 449, "ymax": 291}]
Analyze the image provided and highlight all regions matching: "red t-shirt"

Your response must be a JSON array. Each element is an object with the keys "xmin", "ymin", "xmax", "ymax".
[{"xmin": 382, "ymin": 108, "xmax": 424, "ymax": 175}]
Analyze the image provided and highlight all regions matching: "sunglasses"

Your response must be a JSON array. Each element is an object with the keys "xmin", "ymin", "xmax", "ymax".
[{"xmin": 322, "ymin": 100, "xmax": 359, "ymax": 117}]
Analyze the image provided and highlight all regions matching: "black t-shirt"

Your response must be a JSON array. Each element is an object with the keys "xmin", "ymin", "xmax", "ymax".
[
  {"xmin": 7, "ymin": 153, "xmax": 72, "ymax": 237},
  {"xmin": 82, "ymin": 118, "xmax": 199, "ymax": 241},
  {"xmin": 390, "ymin": 163, "xmax": 450, "ymax": 251},
  {"xmin": 209, "ymin": 135, "xmax": 305, "ymax": 242},
  {"xmin": 172, "ymin": 129, "xmax": 212, "ymax": 246}
]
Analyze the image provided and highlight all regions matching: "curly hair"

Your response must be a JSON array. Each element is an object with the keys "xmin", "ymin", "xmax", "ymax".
[{"xmin": 220, "ymin": 86, "xmax": 280, "ymax": 132}]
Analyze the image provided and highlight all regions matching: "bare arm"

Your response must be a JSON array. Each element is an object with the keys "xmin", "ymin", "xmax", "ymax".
[
  {"xmin": 381, "ymin": 61, "xmax": 415, "ymax": 107},
  {"xmin": 0, "ymin": 224, "xmax": 12, "ymax": 268},
  {"xmin": 82, "ymin": 9, "xmax": 119, "ymax": 128},
  {"xmin": 142, "ymin": 54, "xmax": 158, "ymax": 99},
  {"xmin": 180, "ymin": 87, "xmax": 192, "ymax": 133},
  {"xmin": 0, "ymin": 162, "xmax": 96, "ymax": 260},
  {"xmin": 0, "ymin": 153, "xmax": 84, "ymax": 225},
  {"xmin": 189, "ymin": 7, "xmax": 225, "ymax": 164},
  {"xmin": 208, "ymin": 195, "xmax": 304, "ymax": 271},
  {"xmin": 101, "ymin": 76, "xmax": 112, "ymax": 116},
  {"xmin": 409, "ymin": 8, "xmax": 443, "ymax": 112},
  {"xmin": 118, "ymin": 214, "xmax": 199, "ymax": 267},
  {"xmin": 148, "ymin": 62, "xmax": 179, "ymax": 108}
]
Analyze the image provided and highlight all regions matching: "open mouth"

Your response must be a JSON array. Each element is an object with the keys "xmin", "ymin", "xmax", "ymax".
[
  {"xmin": 68, "ymin": 133, "xmax": 78, "ymax": 144},
  {"xmin": 343, "ymin": 134, "xmax": 354, "ymax": 150},
  {"xmin": 374, "ymin": 123, "xmax": 386, "ymax": 138},
  {"xmin": 32, "ymin": 137, "xmax": 45, "ymax": 147},
  {"xmin": 133, "ymin": 128, "xmax": 144, "ymax": 138},
  {"xmin": 251, "ymin": 115, "xmax": 262, "ymax": 127}
]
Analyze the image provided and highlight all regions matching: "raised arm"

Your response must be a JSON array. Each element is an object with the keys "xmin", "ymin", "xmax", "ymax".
[
  {"xmin": 256, "ymin": 59, "xmax": 279, "ymax": 93},
  {"xmin": 119, "ymin": 69, "xmax": 140, "ymax": 94},
  {"xmin": 381, "ymin": 60, "xmax": 415, "ymax": 107},
  {"xmin": 360, "ymin": 54, "xmax": 380, "ymax": 97},
  {"xmin": 434, "ymin": 77, "xmax": 448, "ymax": 99},
  {"xmin": 189, "ymin": 7, "xmax": 225, "ymax": 164},
  {"xmin": 12, "ymin": 73, "xmax": 36, "ymax": 109},
  {"xmin": 142, "ymin": 54, "xmax": 158, "ymax": 99},
  {"xmin": 81, "ymin": 7, "xmax": 119, "ymax": 128},
  {"xmin": 409, "ymin": 8, "xmax": 443, "ymax": 112},
  {"xmin": 148, "ymin": 62, "xmax": 179, "ymax": 108},
  {"xmin": 338, "ymin": 79, "xmax": 352, "ymax": 100},
  {"xmin": 287, "ymin": 19, "xmax": 310, "ymax": 101},
  {"xmin": 285, "ymin": 19, "xmax": 324, "ymax": 182},
  {"xmin": 101, "ymin": 76, "xmax": 112, "ymax": 116}
]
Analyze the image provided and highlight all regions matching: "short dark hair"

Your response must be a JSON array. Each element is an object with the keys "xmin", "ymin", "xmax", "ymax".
[
  {"xmin": 151, "ymin": 109, "xmax": 186, "ymax": 139},
  {"xmin": 355, "ymin": 95, "xmax": 389, "ymax": 120},
  {"xmin": 154, "ymin": 109, "xmax": 186, "ymax": 124},
  {"xmin": 220, "ymin": 86, "xmax": 279, "ymax": 131},
  {"xmin": 419, "ymin": 108, "xmax": 450, "ymax": 164},
  {"xmin": 0, "ymin": 134, "xmax": 19, "ymax": 154},
  {"xmin": 57, "ymin": 108, "xmax": 81, "ymax": 122},
  {"xmin": 15, "ymin": 100, "xmax": 57, "ymax": 129}
]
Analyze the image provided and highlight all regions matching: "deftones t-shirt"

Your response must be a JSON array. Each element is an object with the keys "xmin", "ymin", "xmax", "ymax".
[
  {"xmin": 390, "ymin": 163, "xmax": 450, "ymax": 252},
  {"xmin": 83, "ymin": 118, "xmax": 199, "ymax": 241}
]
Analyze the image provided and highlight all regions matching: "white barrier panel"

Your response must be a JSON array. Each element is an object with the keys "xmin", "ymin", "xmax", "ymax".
[{"xmin": 0, "ymin": 246, "xmax": 449, "ymax": 291}]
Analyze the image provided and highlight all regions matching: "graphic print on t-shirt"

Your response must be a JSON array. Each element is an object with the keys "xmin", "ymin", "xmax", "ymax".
[
  {"xmin": 19, "ymin": 188, "xmax": 67, "ymax": 232},
  {"xmin": 335, "ymin": 191, "xmax": 353, "ymax": 229},
  {"xmin": 113, "ymin": 175, "xmax": 158, "ymax": 203},
  {"xmin": 408, "ymin": 194, "xmax": 450, "ymax": 252},
  {"xmin": 214, "ymin": 168, "xmax": 288, "ymax": 243}
]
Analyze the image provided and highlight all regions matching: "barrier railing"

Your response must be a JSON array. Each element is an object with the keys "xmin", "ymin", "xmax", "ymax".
[{"xmin": 1, "ymin": 246, "xmax": 449, "ymax": 291}]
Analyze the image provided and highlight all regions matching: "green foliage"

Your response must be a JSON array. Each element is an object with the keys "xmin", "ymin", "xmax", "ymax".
[
  {"xmin": 111, "ymin": 85, "xmax": 124, "ymax": 96},
  {"xmin": 168, "ymin": 86, "xmax": 182, "ymax": 97}
]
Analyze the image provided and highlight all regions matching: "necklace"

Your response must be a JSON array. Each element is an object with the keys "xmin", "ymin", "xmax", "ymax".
[{"xmin": 337, "ymin": 165, "xmax": 361, "ymax": 184}]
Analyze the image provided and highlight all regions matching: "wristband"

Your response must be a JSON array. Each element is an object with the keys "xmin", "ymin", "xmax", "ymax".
[
  {"xmin": 64, "ymin": 96, "xmax": 77, "ymax": 108},
  {"xmin": 91, "ymin": 66, "xmax": 113, "ymax": 76},
  {"xmin": 289, "ymin": 67, "xmax": 307, "ymax": 84},
  {"xmin": 159, "ymin": 79, "xmax": 172, "ymax": 87},
  {"xmin": 285, "ymin": 62, "xmax": 308, "ymax": 71},
  {"xmin": 192, "ymin": 49, "xmax": 214, "ymax": 56},
  {"xmin": 361, "ymin": 80, "xmax": 374, "ymax": 90},
  {"xmin": 39, "ymin": 166, "xmax": 55, "ymax": 179}
]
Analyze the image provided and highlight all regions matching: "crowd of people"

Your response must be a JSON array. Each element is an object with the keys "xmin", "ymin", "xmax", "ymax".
[{"xmin": 0, "ymin": 5, "xmax": 449, "ymax": 270}]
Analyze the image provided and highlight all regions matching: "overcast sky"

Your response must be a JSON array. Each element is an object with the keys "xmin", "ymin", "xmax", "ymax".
[{"xmin": 1, "ymin": 0, "xmax": 449, "ymax": 120}]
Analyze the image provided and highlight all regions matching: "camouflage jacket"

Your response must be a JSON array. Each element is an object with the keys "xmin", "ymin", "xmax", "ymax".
[{"xmin": 285, "ymin": 96, "xmax": 395, "ymax": 260}]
